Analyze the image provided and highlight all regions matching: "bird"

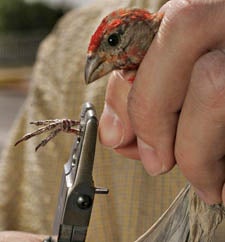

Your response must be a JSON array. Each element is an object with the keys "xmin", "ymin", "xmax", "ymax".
[
  {"xmin": 15, "ymin": 8, "xmax": 163, "ymax": 150},
  {"xmin": 85, "ymin": 8, "xmax": 163, "ymax": 84}
]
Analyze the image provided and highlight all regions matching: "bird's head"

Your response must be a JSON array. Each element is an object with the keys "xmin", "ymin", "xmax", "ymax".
[{"xmin": 85, "ymin": 8, "xmax": 163, "ymax": 84}]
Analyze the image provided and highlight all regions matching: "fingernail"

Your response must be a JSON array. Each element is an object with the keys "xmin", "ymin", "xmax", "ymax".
[
  {"xmin": 137, "ymin": 138, "xmax": 163, "ymax": 176},
  {"xmin": 99, "ymin": 104, "xmax": 124, "ymax": 148}
]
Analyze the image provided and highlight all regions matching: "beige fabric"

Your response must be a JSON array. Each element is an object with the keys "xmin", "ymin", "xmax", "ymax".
[
  {"xmin": 135, "ymin": 185, "xmax": 225, "ymax": 242},
  {"xmin": 0, "ymin": 0, "xmax": 223, "ymax": 241},
  {"xmin": 188, "ymin": 189, "xmax": 225, "ymax": 242}
]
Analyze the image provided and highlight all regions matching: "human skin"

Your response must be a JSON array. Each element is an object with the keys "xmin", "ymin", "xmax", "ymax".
[
  {"xmin": 0, "ymin": 231, "xmax": 50, "ymax": 242},
  {"xmin": 99, "ymin": 0, "xmax": 225, "ymax": 205}
]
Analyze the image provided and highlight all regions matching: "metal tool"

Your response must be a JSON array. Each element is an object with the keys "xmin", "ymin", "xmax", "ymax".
[{"xmin": 52, "ymin": 102, "xmax": 109, "ymax": 242}]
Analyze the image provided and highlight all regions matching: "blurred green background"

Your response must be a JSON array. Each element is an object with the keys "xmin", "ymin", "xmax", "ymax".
[{"xmin": 0, "ymin": 0, "xmax": 67, "ymax": 67}]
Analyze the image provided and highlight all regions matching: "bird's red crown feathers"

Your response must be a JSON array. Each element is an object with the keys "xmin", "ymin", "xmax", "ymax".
[{"xmin": 88, "ymin": 8, "xmax": 159, "ymax": 53}]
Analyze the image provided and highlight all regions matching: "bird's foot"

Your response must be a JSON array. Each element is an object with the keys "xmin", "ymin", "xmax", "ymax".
[{"xmin": 15, "ymin": 119, "xmax": 80, "ymax": 151}]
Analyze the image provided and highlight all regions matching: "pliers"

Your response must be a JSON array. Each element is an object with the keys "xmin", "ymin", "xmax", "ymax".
[{"xmin": 46, "ymin": 102, "xmax": 109, "ymax": 242}]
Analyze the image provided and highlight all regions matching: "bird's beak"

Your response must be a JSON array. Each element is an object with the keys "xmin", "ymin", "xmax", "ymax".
[{"xmin": 85, "ymin": 52, "xmax": 114, "ymax": 84}]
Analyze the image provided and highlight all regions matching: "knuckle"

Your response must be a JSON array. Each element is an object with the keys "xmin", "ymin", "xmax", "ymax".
[
  {"xmin": 163, "ymin": 0, "xmax": 201, "ymax": 33},
  {"xmin": 191, "ymin": 51, "xmax": 225, "ymax": 110}
]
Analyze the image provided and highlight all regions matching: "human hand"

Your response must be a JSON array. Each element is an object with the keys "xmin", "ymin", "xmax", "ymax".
[
  {"xmin": 99, "ymin": 0, "xmax": 225, "ymax": 205},
  {"xmin": 0, "ymin": 231, "xmax": 52, "ymax": 242}
]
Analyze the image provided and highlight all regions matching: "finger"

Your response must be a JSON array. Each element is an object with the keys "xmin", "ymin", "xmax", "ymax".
[
  {"xmin": 99, "ymin": 70, "xmax": 137, "ymax": 150},
  {"xmin": 0, "ymin": 231, "xmax": 49, "ymax": 242},
  {"xmin": 175, "ymin": 50, "xmax": 225, "ymax": 205},
  {"xmin": 128, "ymin": 0, "xmax": 225, "ymax": 175}
]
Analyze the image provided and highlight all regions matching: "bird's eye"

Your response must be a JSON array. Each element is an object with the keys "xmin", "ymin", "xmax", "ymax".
[{"xmin": 107, "ymin": 33, "xmax": 120, "ymax": 47}]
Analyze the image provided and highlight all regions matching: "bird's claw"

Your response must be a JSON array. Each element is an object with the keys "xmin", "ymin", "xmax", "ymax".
[{"xmin": 15, "ymin": 119, "xmax": 80, "ymax": 151}]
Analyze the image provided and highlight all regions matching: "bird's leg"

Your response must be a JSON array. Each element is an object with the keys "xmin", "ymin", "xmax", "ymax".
[
  {"xmin": 34, "ymin": 127, "xmax": 62, "ymax": 151},
  {"xmin": 15, "ymin": 119, "xmax": 80, "ymax": 151}
]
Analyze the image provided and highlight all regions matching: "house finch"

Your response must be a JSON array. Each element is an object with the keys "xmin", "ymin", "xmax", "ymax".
[{"xmin": 85, "ymin": 8, "xmax": 163, "ymax": 84}]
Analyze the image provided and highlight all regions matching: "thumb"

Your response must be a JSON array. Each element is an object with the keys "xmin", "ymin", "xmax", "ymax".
[{"xmin": 99, "ymin": 71, "xmax": 136, "ymax": 149}]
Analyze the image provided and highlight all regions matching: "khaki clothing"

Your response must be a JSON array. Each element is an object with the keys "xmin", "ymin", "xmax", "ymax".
[{"xmin": 0, "ymin": 1, "xmax": 224, "ymax": 241}]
